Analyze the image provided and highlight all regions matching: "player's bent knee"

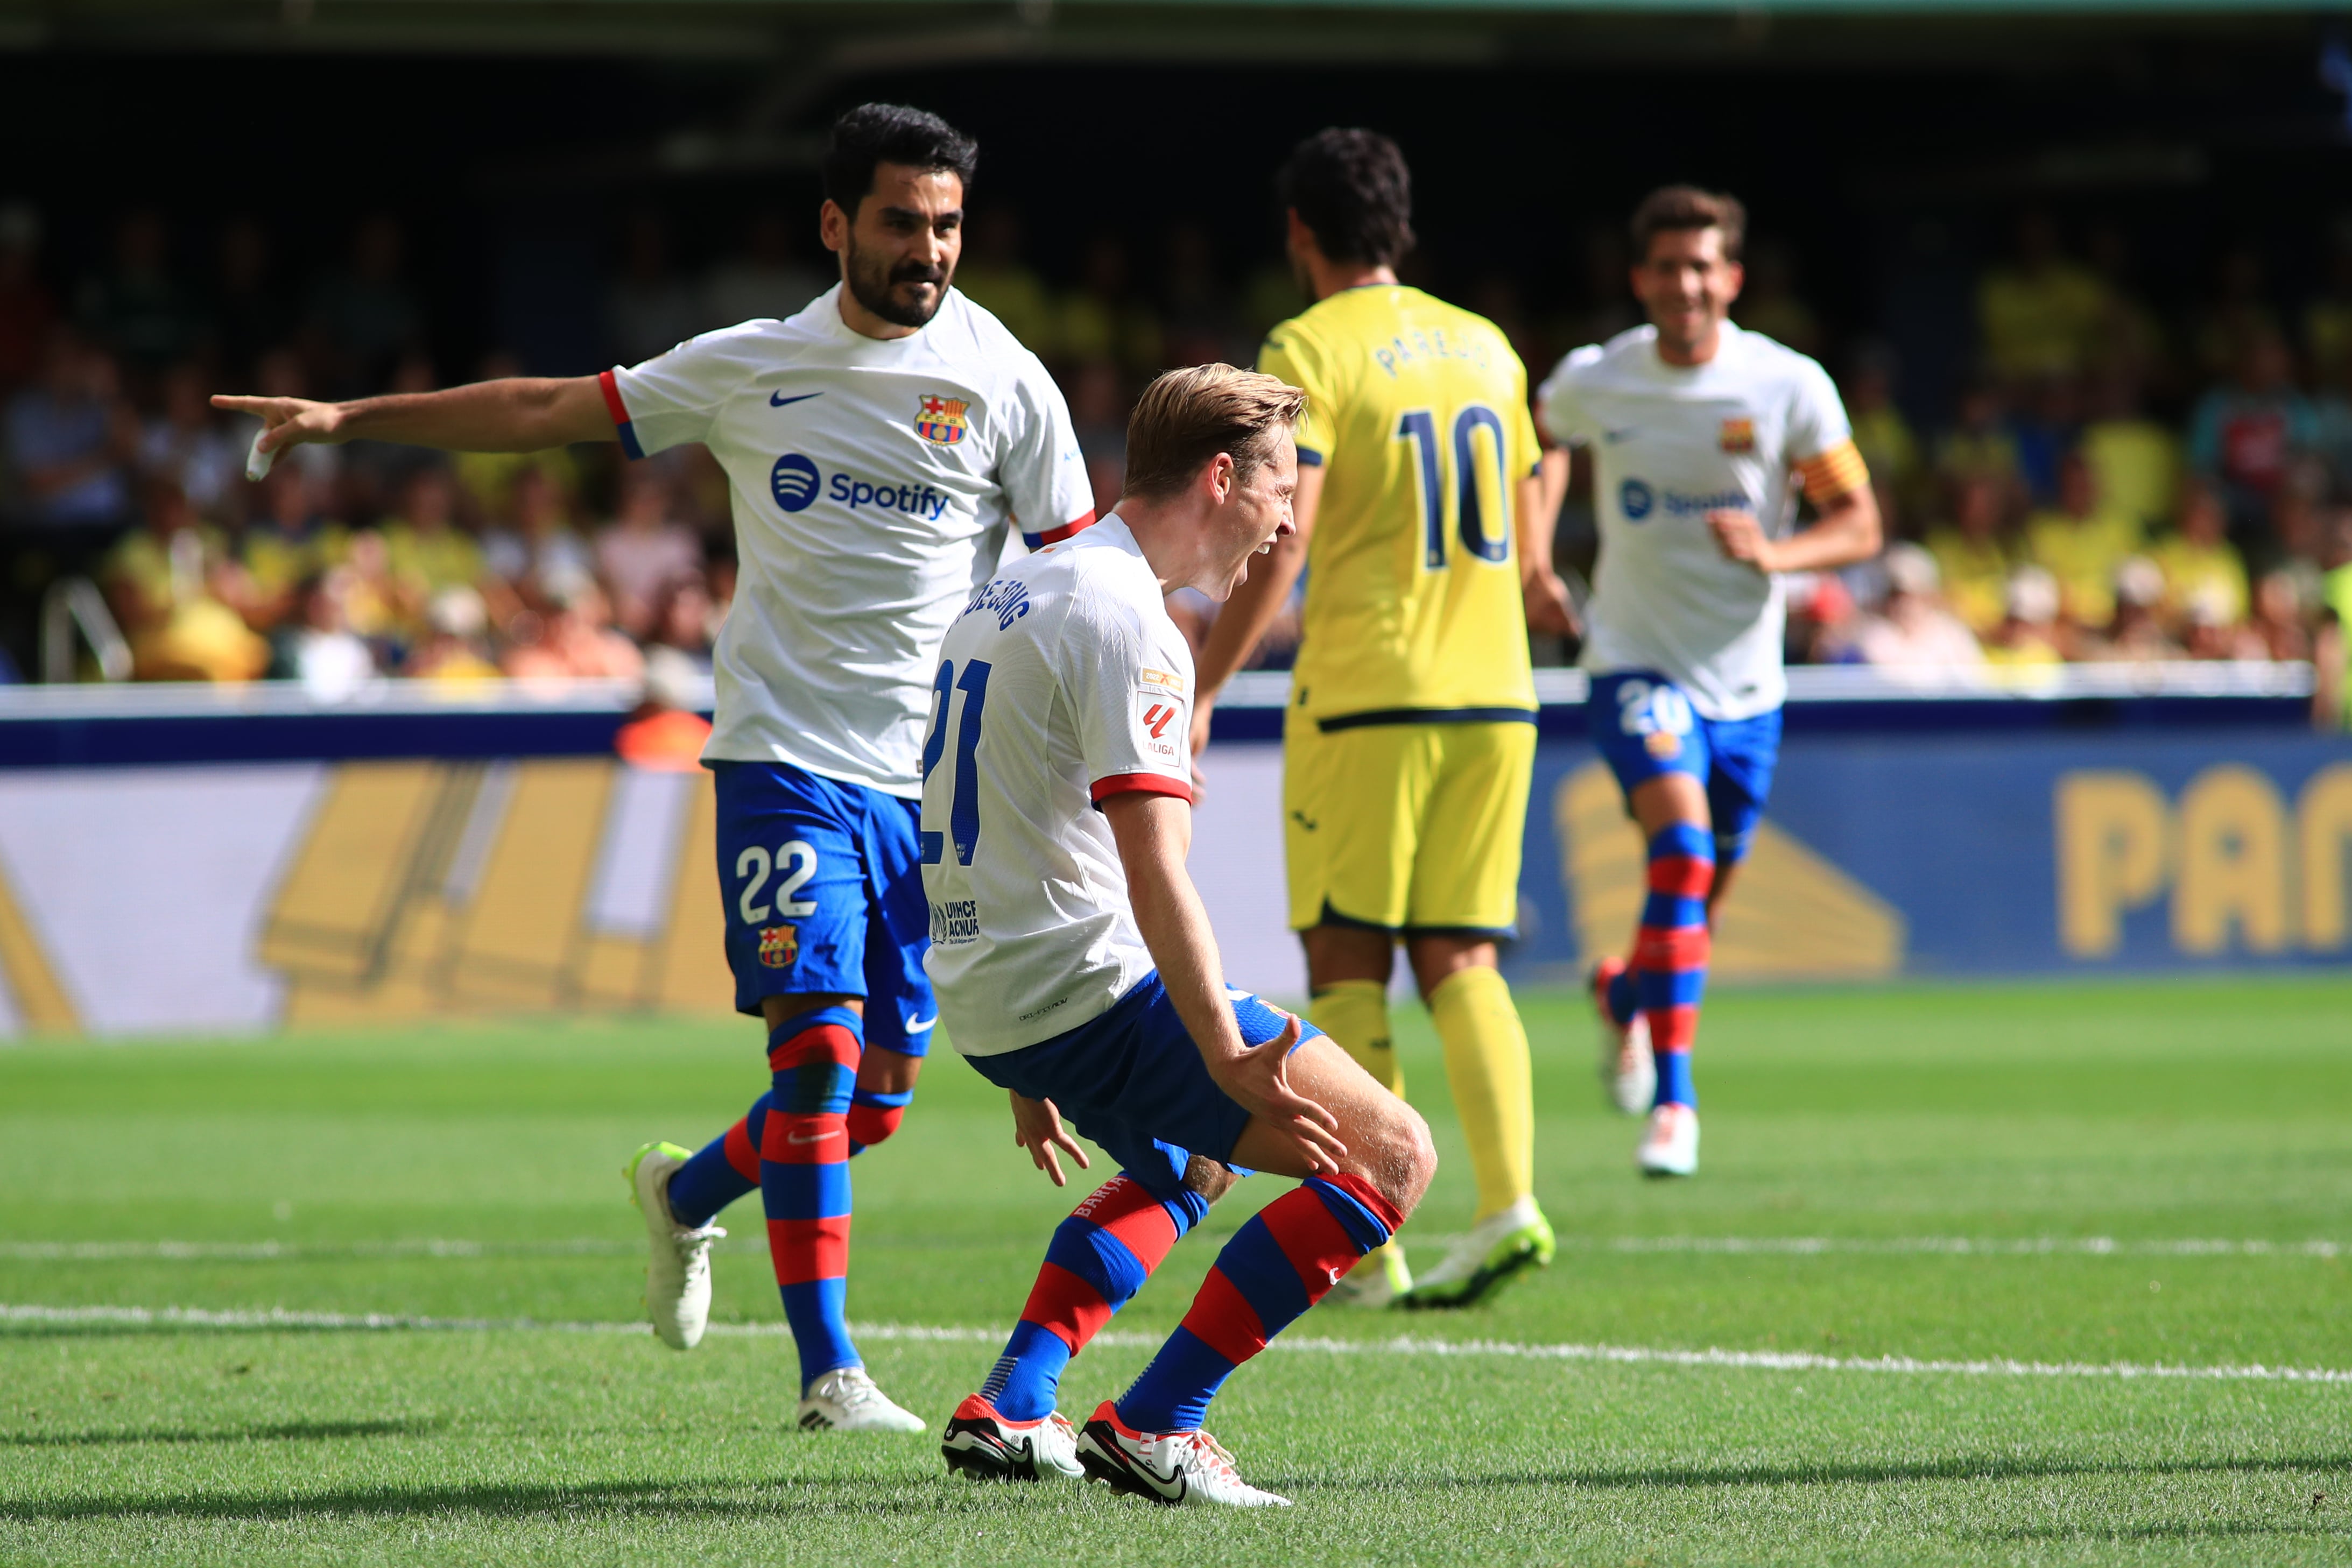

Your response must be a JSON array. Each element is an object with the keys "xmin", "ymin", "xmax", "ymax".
[
  {"xmin": 1182, "ymin": 1155, "xmax": 1239, "ymax": 1204},
  {"xmin": 1341, "ymin": 1099, "xmax": 1436, "ymax": 1217}
]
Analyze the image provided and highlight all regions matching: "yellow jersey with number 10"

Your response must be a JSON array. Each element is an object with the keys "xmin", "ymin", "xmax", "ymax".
[{"xmin": 1257, "ymin": 285, "xmax": 1541, "ymax": 725}]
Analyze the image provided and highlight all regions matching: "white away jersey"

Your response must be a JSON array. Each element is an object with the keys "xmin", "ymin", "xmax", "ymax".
[
  {"xmin": 602, "ymin": 284, "xmax": 1095, "ymax": 796},
  {"xmin": 1538, "ymin": 322, "xmax": 1854, "ymax": 720},
  {"xmin": 918, "ymin": 518, "xmax": 1194, "ymax": 1056}
]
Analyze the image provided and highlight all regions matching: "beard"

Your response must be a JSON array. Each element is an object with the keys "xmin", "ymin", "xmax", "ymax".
[{"xmin": 844, "ymin": 236, "xmax": 950, "ymax": 329}]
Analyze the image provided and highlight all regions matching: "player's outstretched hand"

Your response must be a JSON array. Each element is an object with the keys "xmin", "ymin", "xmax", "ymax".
[
  {"xmin": 212, "ymin": 394, "xmax": 348, "ymax": 478},
  {"xmin": 1524, "ymin": 565, "xmax": 1581, "ymax": 638},
  {"xmin": 1706, "ymin": 507, "xmax": 1776, "ymax": 573},
  {"xmin": 1009, "ymin": 1090, "xmax": 1090, "ymax": 1186},
  {"xmin": 1213, "ymin": 1013, "xmax": 1348, "ymax": 1173}
]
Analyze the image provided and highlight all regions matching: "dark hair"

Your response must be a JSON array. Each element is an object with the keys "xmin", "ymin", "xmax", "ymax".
[
  {"xmin": 1630, "ymin": 185, "xmax": 1748, "ymax": 264},
  {"xmin": 1276, "ymin": 128, "xmax": 1414, "ymax": 269},
  {"xmin": 1122, "ymin": 365, "xmax": 1307, "ymax": 500},
  {"xmin": 820, "ymin": 103, "xmax": 978, "ymax": 218}
]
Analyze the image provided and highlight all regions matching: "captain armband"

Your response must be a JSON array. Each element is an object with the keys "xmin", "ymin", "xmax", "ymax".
[{"xmin": 1795, "ymin": 440, "xmax": 1870, "ymax": 506}]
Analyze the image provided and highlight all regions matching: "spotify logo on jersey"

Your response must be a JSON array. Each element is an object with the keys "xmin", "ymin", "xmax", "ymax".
[
  {"xmin": 771, "ymin": 453, "xmax": 820, "ymax": 513},
  {"xmin": 1619, "ymin": 478, "xmax": 1655, "ymax": 520}
]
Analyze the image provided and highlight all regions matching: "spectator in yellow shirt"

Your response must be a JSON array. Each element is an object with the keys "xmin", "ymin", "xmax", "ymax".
[
  {"xmin": 103, "ymin": 479, "xmax": 269, "ymax": 682},
  {"xmin": 950, "ymin": 208, "xmax": 1056, "ymax": 357},
  {"xmin": 2079, "ymin": 369, "xmax": 2180, "ymax": 533},
  {"xmin": 1934, "ymin": 378, "xmax": 2022, "ymax": 497},
  {"xmin": 2024, "ymin": 448, "xmax": 2142, "ymax": 631},
  {"xmin": 1982, "ymin": 564, "xmax": 2067, "ymax": 669},
  {"xmin": 1925, "ymin": 471, "xmax": 2018, "ymax": 637},
  {"xmin": 381, "ymin": 468, "xmax": 485, "ymax": 599},
  {"xmin": 1977, "ymin": 213, "xmax": 2111, "ymax": 382},
  {"xmin": 1843, "ymin": 348, "xmax": 1926, "ymax": 528},
  {"xmin": 2149, "ymin": 479, "xmax": 2249, "ymax": 629}
]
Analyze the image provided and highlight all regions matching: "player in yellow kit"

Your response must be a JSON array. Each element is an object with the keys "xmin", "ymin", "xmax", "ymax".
[{"xmin": 1190, "ymin": 128, "xmax": 1578, "ymax": 1309}]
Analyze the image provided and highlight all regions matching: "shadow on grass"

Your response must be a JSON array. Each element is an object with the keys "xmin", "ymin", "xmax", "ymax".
[
  {"xmin": 4, "ymin": 1419, "xmax": 437, "ymax": 1449},
  {"xmin": 0, "ymin": 1478, "xmax": 974, "ymax": 1524},
  {"xmin": 1287, "ymin": 1452, "xmax": 2352, "ymax": 1493}
]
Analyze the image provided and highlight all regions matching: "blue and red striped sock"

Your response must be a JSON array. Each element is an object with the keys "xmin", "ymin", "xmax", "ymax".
[
  {"xmin": 1637, "ymin": 823, "xmax": 1714, "ymax": 1110},
  {"xmin": 847, "ymin": 1084, "xmax": 913, "ymax": 1155},
  {"xmin": 1594, "ymin": 956, "xmax": 1640, "ymax": 1030},
  {"xmin": 762, "ymin": 1006, "xmax": 863, "ymax": 1392},
  {"xmin": 978, "ymin": 1174, "xmax": 1210, "ymax": 1421},
  {"xmin": 664, "ymin": 1054, "xmax": 917, "ymax": 1227},
  {"xmin": 664, "ymin": 1093, "xmax": 771, "ymax": 1230},
  {"xmin": 1115, "ymin": 1174, "xmax": 1400, "ymax": 1434}
]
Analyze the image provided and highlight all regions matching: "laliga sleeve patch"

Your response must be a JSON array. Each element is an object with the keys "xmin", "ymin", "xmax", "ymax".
[{"xmin": 1132, "ymin": 689, "xmax": 1186, "ymax": 765}]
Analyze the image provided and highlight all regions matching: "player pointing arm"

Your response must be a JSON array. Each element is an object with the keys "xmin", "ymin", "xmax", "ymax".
[{"xmin": 222, "ymin": 104, "xmax": 1099, "ymax": 1438}]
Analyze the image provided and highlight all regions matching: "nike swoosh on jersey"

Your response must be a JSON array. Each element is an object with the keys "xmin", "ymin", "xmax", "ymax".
[
  {"xmin": 903, "ymin": 1015, "xmax": 938, "ymax": 1034},
  {"xmin": 770, "ymin": 391, "xmax": 823, "ymax": 408}
]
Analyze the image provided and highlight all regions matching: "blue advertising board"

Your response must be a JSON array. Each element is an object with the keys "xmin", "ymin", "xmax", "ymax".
[{"xmin": 1512, "ymin": 732, "xmax": 2352, "ymax": 984}]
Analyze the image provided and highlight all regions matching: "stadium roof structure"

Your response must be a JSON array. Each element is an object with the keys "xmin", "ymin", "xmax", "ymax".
[{"xmin": 4, "ymin": 0, "xmax": 2347, "ymax": 63}]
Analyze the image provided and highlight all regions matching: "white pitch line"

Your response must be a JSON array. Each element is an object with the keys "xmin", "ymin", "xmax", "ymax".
[
  {"xmin": 4, "ymin": 1234, "xmax": 2343, "ymax": 1264},
  {"xmin": 0, "ymin": 1239, "xmax": 646, "ymax": 1263},
  {"xmin": 5, "ymin": 1303, "xmax": 2348, "ymax": 1387},
  {"xmin": 1569, "ymin": 1236, "xmax": 2351, "ymax": 1260}
]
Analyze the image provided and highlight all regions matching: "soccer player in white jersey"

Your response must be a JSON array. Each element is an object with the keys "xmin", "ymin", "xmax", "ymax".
[
  {"xmin": 1536, "ymin": 186, "xmax": 1879, "ymax": 1177},
  {"xmin": 921, "ymin": 366, "xmax": 1434, "ymax": 1506},
  {"xmin": 215, "ymin": 104, "xmax": 1095, "ymax": 1431}
]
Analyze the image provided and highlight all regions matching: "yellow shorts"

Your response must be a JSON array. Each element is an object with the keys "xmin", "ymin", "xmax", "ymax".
[{"xmin": 1283, "ymin": 716, "xmax": 1535, "ymax": 935}]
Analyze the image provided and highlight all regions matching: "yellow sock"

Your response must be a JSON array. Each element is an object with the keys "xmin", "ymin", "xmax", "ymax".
[
  {"xmin": 1309, "ymin": 978, "xmax": 1402, "ymax": 1098},
  {"xmin": 1428, "ymin": 965, "xmax": 1534, "ymax": 1222},
  {"xmin": 1307, "ymin": 973, "xmax": 1392, "ymax": 1100},
  {"xmin": 1312, "ymin": 978, "xmax": 1413, "ymax": 1289}
]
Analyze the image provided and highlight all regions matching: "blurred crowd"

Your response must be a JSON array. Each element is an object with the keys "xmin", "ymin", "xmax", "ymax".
[
  {"xmin": 1775, "ymin": 213, "xmax": 2352, "ymax": 695},
  {"xmin": 1, "ymin": 200, "xmax": 2348, "ymax": 716}
]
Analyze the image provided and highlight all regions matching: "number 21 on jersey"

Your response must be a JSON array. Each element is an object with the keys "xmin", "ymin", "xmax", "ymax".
[
  {"xmin": 918, "ymin": 657, "xmax": 992, "ymax": 865},
  {"xmin": 1396, "ymin": 403, "xmax": 1512, "ymax": 571}
]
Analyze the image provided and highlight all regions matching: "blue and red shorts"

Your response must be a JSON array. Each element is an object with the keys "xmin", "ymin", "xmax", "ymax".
[
  {"xmin": 1588, "ymin": 670, "xmax": 1783, "ymax": 865},
  {"xmin": 712, "ymin": 760, "xmax": 934, "ymax": 1056},
  {"xmin": 964, "ymin": 973, "xmax": 1319, "ymax": 1202}
]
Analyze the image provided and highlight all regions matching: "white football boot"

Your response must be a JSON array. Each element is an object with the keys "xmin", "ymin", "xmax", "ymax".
[
  {"xmin": 1637, "ymin": 1103, "xmax": 1700, "ymax": 1178},
  {"xmin": 1593, "ymin": 959, "xmax": 1654, "ymax": 1116},
  {"xmin": 1321, "ymin": 1239, "xmax": 1412, "ymax": 1309},
  {"xmin": 941, "ymin": 1394, "xmax": 1085, "ymax": 1481},
  {"xmin": 624, "ymin": 1141, "xmax": 723, "ymax": 1350},
  {"xmin": 1400, "ymin": 1196, "xmax": 1557, "ymax": 1309},
  {"xmin": 1075, "ymin": 1401, "xmax": 1290, "ymax": 1507},
  {"xmin": 798, "ymin": 1366, "xmax": 928, "ymax": 1433}
]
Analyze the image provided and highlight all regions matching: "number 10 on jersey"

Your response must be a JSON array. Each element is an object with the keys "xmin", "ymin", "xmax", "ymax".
[
  {"xmin": 919, "ymin": 658, "xmax": 992, "ymax": 866},
  {"xmin": 1396, "ymin": 404, "xmax": 1512, "ymax": 571}
]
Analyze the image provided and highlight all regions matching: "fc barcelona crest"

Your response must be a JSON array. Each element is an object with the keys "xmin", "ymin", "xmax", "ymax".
[
  {"xmin": 915, "ymin": 395, "xmax": 969, "ymax": 446},
  {"xmin": 758, "ymin": 923, "xmax": 799, "ymax": 969},
  {"xmin": 1719, "ymin": 417, "xmax": 1756, "ymax": 455}
]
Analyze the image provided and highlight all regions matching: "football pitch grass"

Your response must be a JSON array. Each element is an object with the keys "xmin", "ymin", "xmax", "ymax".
[{"xmin": 2, "ymin": 978, "xmax": 2348, "ymax": 1565}]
